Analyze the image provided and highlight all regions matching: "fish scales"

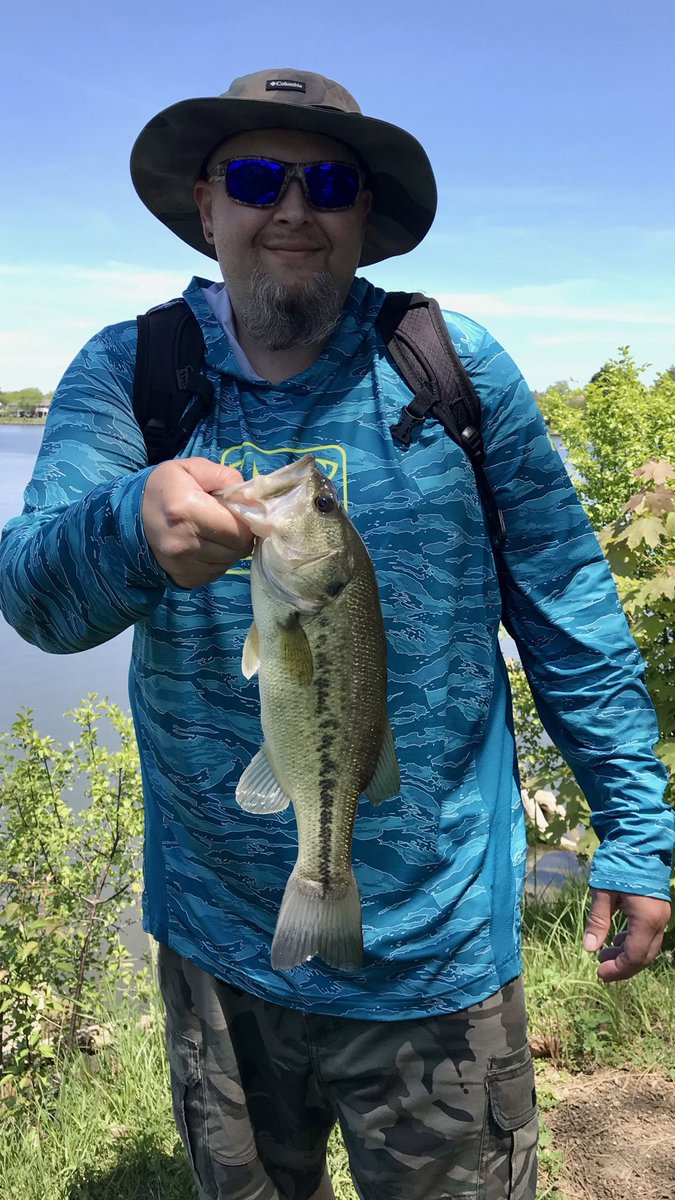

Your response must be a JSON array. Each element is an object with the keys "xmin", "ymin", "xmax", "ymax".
[{"xmin": 257, "ymin": 549, "xmax": 386, "ymax": 891}]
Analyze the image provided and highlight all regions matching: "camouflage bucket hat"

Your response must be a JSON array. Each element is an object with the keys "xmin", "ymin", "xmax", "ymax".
[{"xmin": 130, "ymin": 68, "xmax": 437, "ymax": 267}]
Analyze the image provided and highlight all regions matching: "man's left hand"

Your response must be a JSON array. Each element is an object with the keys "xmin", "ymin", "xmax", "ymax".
[{"xmin": 583, "ymin": 889, "xmax": 671, "ymax": 982}]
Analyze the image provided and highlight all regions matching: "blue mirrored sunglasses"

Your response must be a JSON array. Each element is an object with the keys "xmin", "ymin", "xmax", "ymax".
[{"xmin": 208, "ymin": 157, "xmax": 366, "ymax": 211}]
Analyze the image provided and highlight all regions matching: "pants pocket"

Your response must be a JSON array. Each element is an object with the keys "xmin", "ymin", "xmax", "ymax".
[
  {"xmin": 166, "ymin": 1027, "xmax": 258, "ymax": 1199},
  {"xmin": 479, "ymin": 1044, "xmax": 538, "ymax": 1200}
]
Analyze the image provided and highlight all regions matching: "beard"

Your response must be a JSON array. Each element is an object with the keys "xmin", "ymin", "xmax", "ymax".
[{"xmin": 239, "ymin": 267, "xmax": 345, "ymax": 351}]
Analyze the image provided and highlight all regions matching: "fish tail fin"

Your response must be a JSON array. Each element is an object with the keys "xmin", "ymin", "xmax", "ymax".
[{"xmin": 271, "ymin": 868, "xmax": 363, "ymax": 973}]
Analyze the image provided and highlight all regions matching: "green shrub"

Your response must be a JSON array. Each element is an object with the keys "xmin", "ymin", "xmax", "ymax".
[{"xmin": 0, "ymin": 698, "xmax": 146, "ymax": 1101}]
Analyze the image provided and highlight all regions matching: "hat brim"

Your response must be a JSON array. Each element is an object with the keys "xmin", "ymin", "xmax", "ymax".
[{"xmin": 130, "ymin": 96, "xmax": 437, "ymax": 266}]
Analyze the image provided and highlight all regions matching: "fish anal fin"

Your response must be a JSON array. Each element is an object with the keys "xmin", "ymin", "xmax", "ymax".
[
  {"xmin": 364, "ymin": 721, "xmax": 400, "ymax": 806},
  {"xmin": 242, "ymin": 623, "xmax": 260, "ymax": 679},
  {"xmin": 235, "ymin": 746, "xmax": 291, "ymax": 814},
  {"xmin": 279, "ymin": 619, "xmax": 313, "ymax": 685},
  {"xmin": 271, "ymin": 868, "xmax": 363, "ymax": 972}
]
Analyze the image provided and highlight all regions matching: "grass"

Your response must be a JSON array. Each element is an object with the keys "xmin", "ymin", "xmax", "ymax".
[
  {"xmin": 522, "ymin": 878, "xmax": 675, "ymax": 1073},
  {"xmin": 1, "ymin": 882, "xmax": 673, "ymax": 1200}
]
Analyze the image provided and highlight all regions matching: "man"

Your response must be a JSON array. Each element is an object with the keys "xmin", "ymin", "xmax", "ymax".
[{"xmin": 1, "ymin": 69, "xmax": 672, "ymax": 1200}]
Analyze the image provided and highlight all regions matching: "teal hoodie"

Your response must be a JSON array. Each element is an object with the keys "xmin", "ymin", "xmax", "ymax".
[{"xmin": 0, "ymin": 276, "xmax": 672, "ymax": 1018}]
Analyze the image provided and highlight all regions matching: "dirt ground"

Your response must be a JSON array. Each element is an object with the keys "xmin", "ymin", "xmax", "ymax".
[{"xmin": 545, "ymin": 1068, "xmax": 675, "ymax": 1200}]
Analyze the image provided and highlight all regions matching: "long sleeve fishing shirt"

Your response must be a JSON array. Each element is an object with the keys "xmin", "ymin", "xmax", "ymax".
[{"xmin": 0, "ymin": 276, "xmax": 672, "ymax": 1018}]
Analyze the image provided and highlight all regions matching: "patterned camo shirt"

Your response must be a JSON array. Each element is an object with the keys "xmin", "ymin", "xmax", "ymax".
[{"xmin": 1, "ymin": 275, "xmax": 672, "ymax": 1018}]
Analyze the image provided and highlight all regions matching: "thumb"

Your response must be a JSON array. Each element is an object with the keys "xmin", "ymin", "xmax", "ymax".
[
  {"xmin": 179, "ymin": 457, "xmax": 246, "ymax": 496},
  {"xmin": 583, "ymin": 889, "xmax": 617, "ymax": 952}
]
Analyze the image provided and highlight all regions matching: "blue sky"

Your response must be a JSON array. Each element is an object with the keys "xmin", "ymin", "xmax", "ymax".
[{"xmin": 2, "ymin": 0, "xmax": 673, "ymax": 393}]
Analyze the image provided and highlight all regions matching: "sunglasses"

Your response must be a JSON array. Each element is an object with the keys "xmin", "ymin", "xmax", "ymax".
[{"xmin": 208, "ymin": 157, "xmax": 366, "ymax": 211}]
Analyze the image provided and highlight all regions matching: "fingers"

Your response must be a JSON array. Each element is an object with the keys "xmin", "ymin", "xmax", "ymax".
[
  {"xmin": 142, "ymin": 458, "xmax": 255, "ymax": 589},
  {"xmin": 584, "ymin": 890, "xmax": 671, "ymax": 983},
  {"xmin": 583, "ymin": 888, "xmax": 616, "ymax": 953}
]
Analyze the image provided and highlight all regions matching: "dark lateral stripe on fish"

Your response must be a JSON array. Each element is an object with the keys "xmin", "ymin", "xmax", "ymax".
[{"xmin": 312, "ymin": 642, "xmax": 336, "ymax": 895}]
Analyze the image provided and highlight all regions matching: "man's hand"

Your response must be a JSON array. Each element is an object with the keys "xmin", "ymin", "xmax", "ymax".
[
  {"xmin": 142, "ymin": 458, "xmax": 255, "ymax": 589},
  {"xmin": 583, "ymin": 888, "xmax": 671, "ymax": 982}
]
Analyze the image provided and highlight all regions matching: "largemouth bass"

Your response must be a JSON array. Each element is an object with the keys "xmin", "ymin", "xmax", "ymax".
[{"xmin": 217, "ymin": 455, "xmax": 400, "ymax": 972}]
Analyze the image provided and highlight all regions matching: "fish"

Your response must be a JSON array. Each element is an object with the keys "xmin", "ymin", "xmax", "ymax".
[{"xmin": 216, "ymin": 455, "xmax": 400, "ymax": 972}]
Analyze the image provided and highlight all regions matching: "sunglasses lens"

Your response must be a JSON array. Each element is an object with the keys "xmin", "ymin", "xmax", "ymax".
[
  {"xmin": 226, "ymin": 158, "xmax": 286, "ymax": 205},
  {"xmin": 305, "ymin": 163, "xmax": 361, "ymax": 209}
]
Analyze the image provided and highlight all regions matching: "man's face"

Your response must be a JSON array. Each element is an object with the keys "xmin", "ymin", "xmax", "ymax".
[{"xmin": 193, "ymin": 127, "xmax": 372, "ymax": 322}]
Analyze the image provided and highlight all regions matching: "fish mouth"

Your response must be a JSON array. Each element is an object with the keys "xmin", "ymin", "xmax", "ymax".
[{"xmin": 214, "ymin": 456, "xmax": 317, "ymax": 538}]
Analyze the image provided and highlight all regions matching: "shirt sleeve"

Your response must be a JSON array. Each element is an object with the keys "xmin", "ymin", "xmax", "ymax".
[
  {"xmin": 463, "ymin": 325, "xmax": 674, "ymax": 900},
  {"xmin": 0, "ymin": 321, "xmax": 171, "ymax": 654}
]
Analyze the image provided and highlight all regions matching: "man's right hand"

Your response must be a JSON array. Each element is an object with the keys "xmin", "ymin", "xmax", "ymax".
[{"xmin": 142, "ymin": 458, "xmax": 255, "ymax": 589}]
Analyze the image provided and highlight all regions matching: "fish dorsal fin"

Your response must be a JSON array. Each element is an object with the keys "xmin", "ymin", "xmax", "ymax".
[
  {"xmin": 280, "ymin": 619, "xmax": 314, "ymax": 686},
  {"xmin": 242, "ymin": 622, "xmax": 260, "ymax": 679},
  {"xmin": 364, "ymin": 721, "xmax": 401, "ymax": 805},
  {"xmin": 235, "ymin": 745, "xmax": 291, "ymax": 813}
]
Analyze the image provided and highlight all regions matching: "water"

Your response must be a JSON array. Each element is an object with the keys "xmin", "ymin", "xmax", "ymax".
[{"xmin": 0, "ymin": 424, "xmax": 133, "ymax": 743}]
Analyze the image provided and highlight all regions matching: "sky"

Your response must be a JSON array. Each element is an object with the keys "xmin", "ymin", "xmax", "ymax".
[{"xmin": 1, "ymin": 0, "xmax": 674, "ymax": 394}]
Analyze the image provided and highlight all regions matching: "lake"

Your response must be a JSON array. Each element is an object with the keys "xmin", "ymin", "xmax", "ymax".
[{"xmin": 0, "ymin": 424, "xmax": 134, "ymax": 744}]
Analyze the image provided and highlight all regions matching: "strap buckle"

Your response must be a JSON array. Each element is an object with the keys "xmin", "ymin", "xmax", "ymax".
[
  {"xmin": 390, "ymin": 386, "xmax": 438, "ymax": 448},
  {"xmin": 390, "ymin": 405, "xmax": 426, "ymax": 448},
  {"xmin": 460, "ymin": 424, "xmax": 485, "ymax": 464}
]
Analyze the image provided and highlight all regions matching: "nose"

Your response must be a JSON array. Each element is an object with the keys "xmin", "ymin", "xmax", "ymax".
[{"xmin": 272, "ymin": 177, "xmax": 312, "ymax": 223}]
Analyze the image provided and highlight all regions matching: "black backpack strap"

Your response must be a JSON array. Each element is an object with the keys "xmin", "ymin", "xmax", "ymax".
[
  {"xmin": 377, "ymin": 291, "xmax": 506, "ymax": 551},
  {"xmin": 133, "ymin": 299, "xmax": 215, "ymax": 466}
]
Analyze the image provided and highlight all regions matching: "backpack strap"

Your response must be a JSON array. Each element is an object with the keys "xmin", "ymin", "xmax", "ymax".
[
  {"xmin": 132, "ymin": 290, "xmax": 506, "ymax": 549},
  {"xmin": 133, "ymin": 299, "xmax": 214, "ymax": 466},
  {"xmin": 377, "ymin": 291, "xmax": 506, "ymax": 551}
]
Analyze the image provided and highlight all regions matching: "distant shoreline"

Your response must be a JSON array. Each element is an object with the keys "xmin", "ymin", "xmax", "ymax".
[{"xmin": 0, "ymin": 418, "xmax": 46, "ymax": 426}]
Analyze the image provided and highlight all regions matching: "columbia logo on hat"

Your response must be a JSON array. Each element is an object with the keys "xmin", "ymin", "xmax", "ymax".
[{"xmin": 266, "ymin": 79, "xmax": 306, "ymax": 92}]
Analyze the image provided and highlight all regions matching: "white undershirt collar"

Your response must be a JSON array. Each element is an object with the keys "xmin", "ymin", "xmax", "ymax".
[{"xmin": 201, "ymin": 282, "xmax": 263, "ymax": 380}]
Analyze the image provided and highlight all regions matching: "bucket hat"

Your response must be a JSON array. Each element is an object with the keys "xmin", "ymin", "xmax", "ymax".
[{"xmin": 130, "ymin": 68, "xmax": 437, "ymax": 267}]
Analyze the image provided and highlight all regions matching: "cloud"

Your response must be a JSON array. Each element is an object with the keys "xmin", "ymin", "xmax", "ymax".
[
  {"xmin": 2, "ymin": 262, "xmax": 674, "ymax": 395},
  {"xmin": 0, "ymin": 261, "xmax": 192, "ymax": 389},
  {"xmin": 435, "ymin": 283, "xmax": 675, "ymax": 327}
]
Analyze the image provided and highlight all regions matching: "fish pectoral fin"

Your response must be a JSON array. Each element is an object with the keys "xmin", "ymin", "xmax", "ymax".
[
  {"xmin": 279, "ymin": 619, "xmax": 314, "ymax": 685},
  {"xmin": 242, "ymin": 622, "xmax": 261, "ymax": 679},
  {"xmin": 235, "ymin": 746, "xmax": 291, "ymax": 813},
  {"xmin": 364, "ymin": 721, "xmax": 401, "ymax": 805}
]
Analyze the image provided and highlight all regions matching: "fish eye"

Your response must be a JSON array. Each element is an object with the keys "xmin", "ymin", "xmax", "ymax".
[{"xmin": 315, "ymin": 494, "xmax": 336, "ymax": 514}]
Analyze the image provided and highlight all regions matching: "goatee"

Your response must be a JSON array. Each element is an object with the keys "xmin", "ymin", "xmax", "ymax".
[{"xmin": 240, "ymin": 268, "xmax": 345, "ymax": 351}]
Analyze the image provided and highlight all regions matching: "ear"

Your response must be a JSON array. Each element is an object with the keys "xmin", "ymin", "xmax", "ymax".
[{"xmin": 193, "ymin": 180, "xmax": 215, "ymax": 242}]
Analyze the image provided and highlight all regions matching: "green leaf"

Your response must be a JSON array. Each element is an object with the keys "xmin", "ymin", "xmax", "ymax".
[
  {"xmin": 625, "ymin": 515, "xmax": 666, "ymax": 550},
  {"xmin": 635, "ymin": 576, "xmax": 675, "ymax": 603},
  {"xmin": 16, "ymin": 940, "xmax": 40, "ymax": 962},
  {"xmin": 656, "ymin": 740, "xmax": 675, "ymax": 771}
]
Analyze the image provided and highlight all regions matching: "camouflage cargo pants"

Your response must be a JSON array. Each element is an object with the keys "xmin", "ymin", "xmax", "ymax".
[{"xmin": 158, "ymin": 943, "xmax": 538, "ymax": 1200}]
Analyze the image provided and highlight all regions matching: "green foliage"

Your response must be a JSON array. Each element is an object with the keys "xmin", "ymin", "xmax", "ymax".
[
  {"xmin": 523, "ymin": 880, "xmax": 675, "ymax": 1072},
  {"xmin": 536, "ymin": 350, "xmax": 675, "ymax": 530},
  {"xmin": 600, "ymin": 460, "xmax": 675, "ymax": 804},
  {"xmin": 0, "ymin": 990, "xmax": 195, "ymax": 1200},
  {"xmin": 506, "ymin": 656, "xmax": 589, "ymax": 849},
  {"xmin": 0, "ymin": 699, "xmax": 146, "ymax": 1101},
  {"xmin": 0, "ymin": 388, "xmax": 53, "ymax": 407},
  {"xmin": 515, "ymin": 350, "xmax": 675, "ymax": 860}
]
